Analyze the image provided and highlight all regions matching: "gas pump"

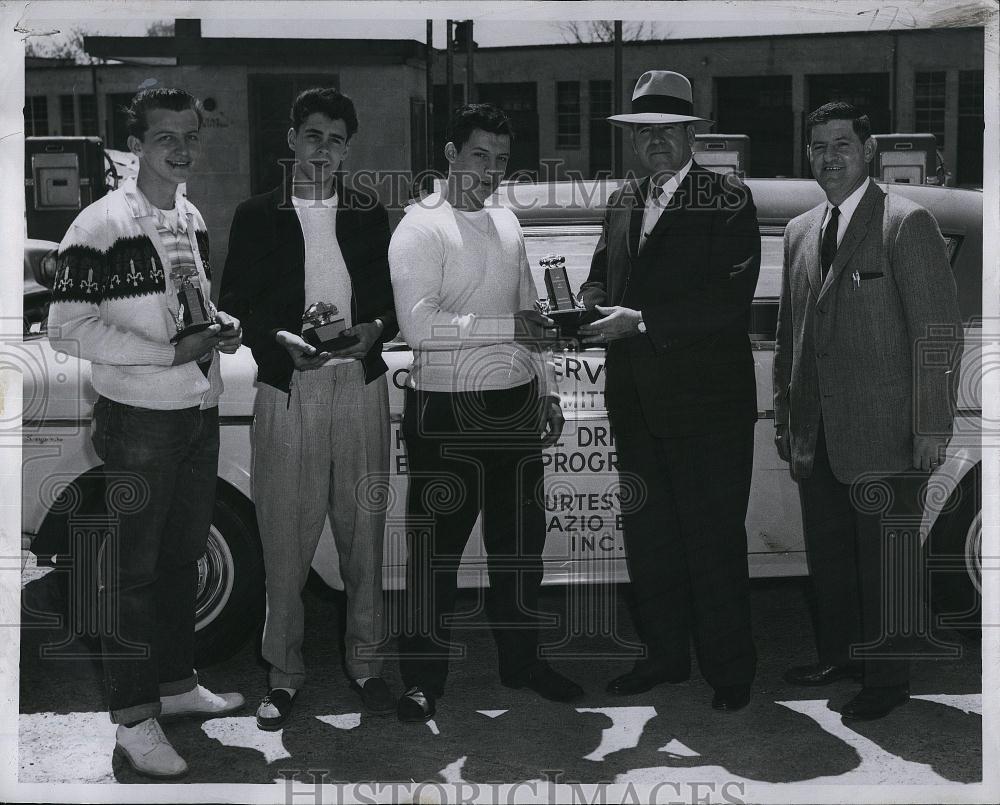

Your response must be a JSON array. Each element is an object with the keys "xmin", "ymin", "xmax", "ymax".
[
  {"xmin": 869, "ymin": 134, "xmax": 938, "ymax": 185},
  {"xmin": 693, "ymin": 134, "xmax": 751, "ymax": 177},
  {"xmin": 25, "ymin": 136, "xmax": 113, "ymax": 242}
]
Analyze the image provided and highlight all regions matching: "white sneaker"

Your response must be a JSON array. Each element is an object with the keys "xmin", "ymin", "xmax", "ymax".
[
  {"xmin": 115, "ymin": 718, "xmax": 188, "ymax": 778},
  {"xmin": 160, "ymin": 684, "xmax": 245, "ymax": 721}
]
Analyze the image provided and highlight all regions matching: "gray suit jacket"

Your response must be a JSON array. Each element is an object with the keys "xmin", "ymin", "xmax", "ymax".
[{"xmin": 773, "ymin": 181, "xmax": 962, "ymax": 482}]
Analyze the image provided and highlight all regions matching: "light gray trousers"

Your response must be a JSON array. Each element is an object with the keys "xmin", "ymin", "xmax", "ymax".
[{"xmin": 251, "ymin": 361, "xmax": 390, "ymax": 688}]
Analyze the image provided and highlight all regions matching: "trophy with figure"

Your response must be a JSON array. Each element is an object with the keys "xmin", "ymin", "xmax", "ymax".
[
  {"xmin": 301, "ymin": 302, "xmax": 359, "ymax": 352},
  {"xmin": 536, "ymin": 254, "xmax": 598, "ymax": 337},
  {"xmin": 170, "ymin": 264, "xmax": 217, "ymax": 343}
]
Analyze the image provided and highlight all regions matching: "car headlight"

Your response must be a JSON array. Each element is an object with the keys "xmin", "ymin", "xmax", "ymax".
[{"xmin": 41, "ymin": 250, "xmax": 59, "ymax": 286}]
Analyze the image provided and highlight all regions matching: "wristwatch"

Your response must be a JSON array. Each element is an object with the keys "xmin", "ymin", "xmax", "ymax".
[{"xmin": 637, "ymin": 314, "xmax": 647, "ymax": 335}]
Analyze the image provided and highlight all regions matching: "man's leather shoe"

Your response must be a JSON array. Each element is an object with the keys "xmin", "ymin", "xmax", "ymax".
[
  {"xmin": 783, "ymin": 663, "xmax": 863, "ymax": 687},
  {"xmin": 160, "ymin": 684, "xmax": 245, "ymax": 721},
  {"xmin": 712, "ymin": 684, "xmax": 751, "ymax": 712},
  {"xmin": 256, "ymin": 689, "xmax": 298, "ymax": 731},
  {"xmin": 502, "ymin": 663, "xmax": 584, "ymax": 702},
  {"xmin": 606, "ymin": 668, "xmax": 690, "ymax": 696},
  {"xmin": 840, "ymin": 684, "xmax": 909, "ymax": 721},
  {"xmin": 114, "ymin": 718, "xmax": 188, "ymax": 778},
  {"xmin": 350, "ymin": 678, "xmax": 395, "ymax": 715},
  {"xmin": 397, "ymin": 686, "xmax": 436, "ymax": 722}
]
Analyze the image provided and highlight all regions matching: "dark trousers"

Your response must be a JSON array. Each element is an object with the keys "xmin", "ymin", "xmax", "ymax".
[
  {"xmin": 398, "ymin": 383, "xmax": 547, "ymax": 698},
  {"xmin": 612, "ymin": 418, "xmax": 757, "ymax": 690},
  {"xmin": 798, "ymin": 422, "xmax": 928, "ymax": 687},
  {"xmin": 92, "ymin": 397, "xmax": 219, "ymax": 724}
]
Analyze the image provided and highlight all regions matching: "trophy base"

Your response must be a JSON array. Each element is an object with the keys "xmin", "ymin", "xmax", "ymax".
[
  {"xmin": 547, "ymin": 306, "xmax": 600, "ymax": 337},
  {"xmin": 302, "ymin": 328, "xmax": 360, "ymax": 353},
  {"xmin": 170, "ymin": 320, "xmax": 215, "ymax": 344}
]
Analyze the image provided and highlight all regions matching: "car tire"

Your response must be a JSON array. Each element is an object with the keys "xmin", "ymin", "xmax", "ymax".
[
  {"xmin": 33, "ymin": 472, "xmax": 265, "ymax": 666},
  {"xmin": 193, "ymin": 487, "xmax": 265, "ymax": 666},
  {"xmin": 925, "ymin": 464, "xmax": 981, "ymax": 639}
]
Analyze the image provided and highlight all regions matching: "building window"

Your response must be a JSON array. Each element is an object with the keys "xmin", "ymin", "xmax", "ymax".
[
  {"xmin": 556, "ymin": 81, "xmax": 581, "ymax": 149},
  {"xmin": 914, "ymin": 71, "xmax": 946, "ymax": 149},
  {"xmin": 25, "ymin": 95, "xmax": 48, "ymax": 136},
  {"xmin": 79, "ymin": 95, "xmax": 99, "ymax": 136},
  {"xmin": 60, "ymin": 95, "xmax": 76, "ymax": 136},
  {"xmin": 957, "ymin": 70, "xmax": 983, "ymax": 186},
  {"xmin": 588, "ymin": 80, "xmax": 613, "ymax": 177}
]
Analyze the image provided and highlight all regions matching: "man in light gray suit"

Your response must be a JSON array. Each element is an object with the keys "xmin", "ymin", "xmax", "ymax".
[{"xmin": 773, "ymin": 102, "xmax": 962, "ymax": 721}]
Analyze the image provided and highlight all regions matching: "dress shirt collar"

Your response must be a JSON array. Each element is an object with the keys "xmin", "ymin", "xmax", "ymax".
[
  {"xmin": 123, "ymin": 176, "xmax": 192, "ymax": 233},
  {"xmin": 823, "ymin": 177, "xmax": 870, "ymax": 232},
  {"xmin": 649, "ymin": 159, "xmax": 693, "ymax": 207}
]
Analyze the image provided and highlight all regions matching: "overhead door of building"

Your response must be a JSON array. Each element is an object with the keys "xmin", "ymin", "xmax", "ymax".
[
  {"xmin": 248, "ymin": 74, "xmax": 340, "ymax": 195},
  {"xmin": 476, "ymin": 82, "xmax": 539, "ymax": 179},
  {"xmin": 714, "ymin": 76, "xmax": 793, "ymax": 178}
]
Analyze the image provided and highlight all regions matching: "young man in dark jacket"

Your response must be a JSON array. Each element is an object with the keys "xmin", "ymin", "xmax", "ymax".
[{"xmin": 220, "ymin": 87, "xmax": 398, "ymax": 728}]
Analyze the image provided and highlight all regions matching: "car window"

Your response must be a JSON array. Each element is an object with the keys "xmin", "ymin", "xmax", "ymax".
[{"xmin": 523, "ymin": 225, "xmax": 785, "ymax": 300}]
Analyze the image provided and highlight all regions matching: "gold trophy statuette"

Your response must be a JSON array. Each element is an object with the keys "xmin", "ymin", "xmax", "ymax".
[{"xmin": 301, "ymin": 302, "xmax": 359, "ymax": 352}]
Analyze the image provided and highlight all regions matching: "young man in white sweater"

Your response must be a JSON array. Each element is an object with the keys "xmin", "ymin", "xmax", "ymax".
[
  {"xmin": 47, "ymin": 88, "xmax": 244, "ymax": 778},
  {"xmin": 389, "ymin": 103, "xmax": 583, "ymax": 722}
]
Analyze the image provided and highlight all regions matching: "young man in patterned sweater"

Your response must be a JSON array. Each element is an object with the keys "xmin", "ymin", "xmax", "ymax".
[{"xmin": 47, "ymin": 88, "xmax": 245, "ymax": 779}]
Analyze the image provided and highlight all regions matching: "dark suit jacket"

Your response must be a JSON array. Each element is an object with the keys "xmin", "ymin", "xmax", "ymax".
[
  {"xmin": 581, "ymin": 163, "xmax": 761, "ymax": 437},
  {"xmin": 219, "ymin": 179, "xmax": 398, "ymax": 393},
  {"xmin": 773, "ymin": 180, "xmax": 963, "ymax": 482}
]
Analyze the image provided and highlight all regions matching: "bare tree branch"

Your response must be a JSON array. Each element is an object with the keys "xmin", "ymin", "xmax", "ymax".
[
  {"xmin": 24, "ymin": 26, "xmax": 103, "ymax": 64},
  {"xmin": 555, "ymin": 20, "xmax": 662, "ymax": 44}
]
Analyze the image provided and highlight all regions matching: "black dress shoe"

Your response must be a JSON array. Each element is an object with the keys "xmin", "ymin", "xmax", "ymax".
[
  {"xmin": 840, "ymin": 684, "xmax": 909, "ymax": 721},
  {"xmin": 783, "ymin": 663, "xmax": 863, "ymax": 687},
  {"xmin": 256, "ymin": 689, "xmax": 298, "ymax": 731},
  {"xmin": 502, "ymin": 663, "xmax": 584, "ymax": 702},
  {"xmin": 606, "ymin": 668, "xmax": 690, "ymax": 695},
  {"xmin": 350, "ymin": 678, "xmax": 395, "ymax": 715},
  {"xmin": 397, "ymin": 686, "xmax": 436, "ymax": 723},
  {"xmin": 712, "ymin": 684, "xmax": 751, "ymax": 712}
]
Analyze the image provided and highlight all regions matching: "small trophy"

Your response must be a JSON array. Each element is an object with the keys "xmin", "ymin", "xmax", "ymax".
[
  {"xmin": 537, "ymin": 254, "xmax": 598, "ymax": 337},
  {"xmin": 170, "ymin": 265, "xmax": 215, "ymax": 344},
  {"xmin": 301, "ymin": 302, "xmax": 359, "ymax": 352}
]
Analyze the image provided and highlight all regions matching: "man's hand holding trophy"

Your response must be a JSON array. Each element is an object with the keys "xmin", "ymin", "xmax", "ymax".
[
  {"xmin": 169, "ymin": 263, "xmax": 242, "ymax": 365},
  {"xmin": 275, "ymin": 302, "xmax": 363, "ymax": 372}
]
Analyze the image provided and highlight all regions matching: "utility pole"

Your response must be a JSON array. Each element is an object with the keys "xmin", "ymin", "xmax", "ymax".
[
  {"xmin": 446, "ymin": 20, "xmax": 454, "ymax": 112},
  {"xmin": 613, "ymin": 20, "xmax": 624, "ymax": 177},
  {"xmin": 465, "ymin": 20, "xmax": 475, "ymax": 104},
  {"xmin": 425, "ymin": 19, "xmax": 434, "ymax": 172}
]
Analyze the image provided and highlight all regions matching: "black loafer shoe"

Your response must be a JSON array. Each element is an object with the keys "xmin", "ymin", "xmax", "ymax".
[
  {"xmin": 397, "ymin": 686, "xmax": 436, "ymax": 723},
  {"xmin": 712, "ymin": 684, "xmax": 751, "ymax": 712},
  {"xmin": 606, "ymin": 668, "xmax": 690, "ymax": 695},
  {"xmin": 840, "ymin": 684, "xmax": 909, "ymax": 721},
  {"xmin": 783, "ymin": 663, "xmax": 863, "ymax": 686},
  {"xmin": 350, "ymin": 678, "xmax": 395, "ymax": 715},
  {"xmin": 256, "ymin": 689, "xmax": 298, "ymax": 731},
  {"xmin": 502, "ymin": 663, "xmax": 584, "ymax": 703}
]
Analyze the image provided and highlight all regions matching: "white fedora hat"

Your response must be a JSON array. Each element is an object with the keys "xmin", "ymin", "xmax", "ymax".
[{"xmin": 608, "ymin": 70, "xmax": 713, "ymax": 127}]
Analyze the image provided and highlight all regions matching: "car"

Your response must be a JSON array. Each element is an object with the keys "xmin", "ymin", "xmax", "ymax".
[{"xmin": 19, "ymin": 177, "xmax": 984, "ymax": 665}]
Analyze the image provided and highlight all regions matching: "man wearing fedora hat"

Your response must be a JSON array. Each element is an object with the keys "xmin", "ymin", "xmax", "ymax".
[{"xmin": 579, "ymin": 70, "xmax": 761, "ymax": 712}]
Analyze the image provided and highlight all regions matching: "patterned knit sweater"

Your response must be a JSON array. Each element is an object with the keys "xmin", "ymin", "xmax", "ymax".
[{"xmin": 47, "ymin": 179, "xmax": 223, "ymax": 409}]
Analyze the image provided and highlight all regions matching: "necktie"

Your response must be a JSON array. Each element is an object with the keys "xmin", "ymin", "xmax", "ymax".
[
  {"xmin": 639, "ymin": 184, "xmax": 665, "ymax": 252},
  {"xmin": 821, "ymin": 206, "xmax": 840, "ymax": 280}
]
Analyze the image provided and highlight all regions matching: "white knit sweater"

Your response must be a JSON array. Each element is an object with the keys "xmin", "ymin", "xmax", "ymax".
[
  {"xmin": 47, "ymin": 179, "xmax": 222, "ymax": 410},
  {"xmin": 389, "ymin": 194, "xmax": 556, "ymax": 397}
]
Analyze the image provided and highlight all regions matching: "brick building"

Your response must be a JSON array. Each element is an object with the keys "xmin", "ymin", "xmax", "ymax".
[{"xmin": 24, "ymin": 22, "xmax": 985, "ymax": 267}]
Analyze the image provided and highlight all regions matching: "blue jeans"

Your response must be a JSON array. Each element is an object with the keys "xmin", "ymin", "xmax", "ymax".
[{"xmin": 92, "ymin": 397, "xmax": 219, "ymax": 724}]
